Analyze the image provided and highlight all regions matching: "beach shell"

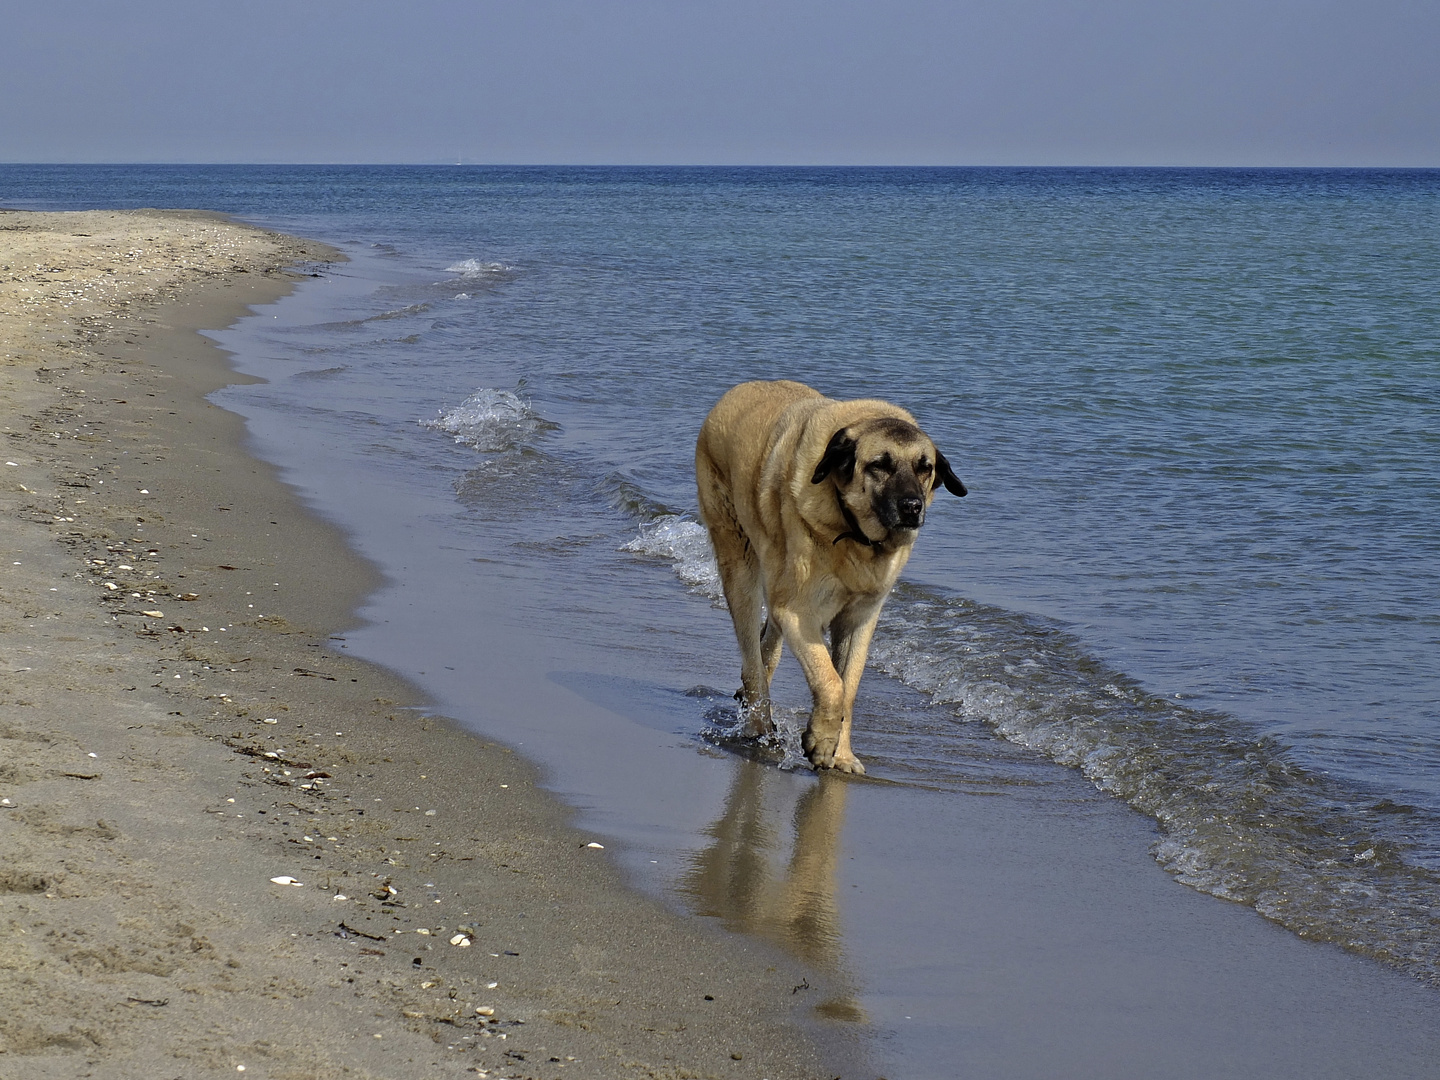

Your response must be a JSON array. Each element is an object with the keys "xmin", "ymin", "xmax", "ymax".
[
  {"xmin": 449, "ymin": 934, "xmax": 472, "ymax": 947},
  {"xmin": 585, "ymin": 842, "xmax": 604, "ymax": 849},
  {"xmin": 142, "ymin": 610, "xmax": 164, "ymax": 618},
  {"xmin": 269, "ymin": 876, "xmax": 304, "ymax": 886}
]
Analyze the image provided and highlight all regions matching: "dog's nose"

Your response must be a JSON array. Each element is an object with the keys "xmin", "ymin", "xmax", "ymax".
[{"xmin": 897, "ymin": 496, "xmax": 924, "ymax": 527}]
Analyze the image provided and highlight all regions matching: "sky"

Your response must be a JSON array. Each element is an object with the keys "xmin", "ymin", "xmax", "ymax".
[{"xmin": 2, "ymin": 0, "xmax": 1437, "ymax": 167}]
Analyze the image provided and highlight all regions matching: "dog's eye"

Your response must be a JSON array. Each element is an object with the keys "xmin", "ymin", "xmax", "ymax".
[
  {"xmin": 864, "ymin": 460, "xmax": 893, "ymax": 478},
  {"xmin": 916, "ymin": 459, "xmax": 933, "ymax": 475}
]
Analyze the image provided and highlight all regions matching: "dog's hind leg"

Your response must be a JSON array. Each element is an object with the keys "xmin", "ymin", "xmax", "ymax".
[
  {"xmin": 760, "ymin": 613, "xmax": 784, "ymax": 687},
  {"xmin": 699, "ymin": 488, "xmax": 776, "ymax": 735},
  {"xmin": 718, "ymin": 541, "xmax": 775, "ymax": 736}
]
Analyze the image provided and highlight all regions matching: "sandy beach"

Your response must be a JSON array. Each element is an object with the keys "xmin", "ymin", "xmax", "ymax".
[{"xmin": 0, "ymin": 210, "xmax": 837, "ymax": 1080}]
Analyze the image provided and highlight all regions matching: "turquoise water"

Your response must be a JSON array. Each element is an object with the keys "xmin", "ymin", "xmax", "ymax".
[{"xmin": 7, "ymin": 165, "xmax": 1440, "ymax": 1014}]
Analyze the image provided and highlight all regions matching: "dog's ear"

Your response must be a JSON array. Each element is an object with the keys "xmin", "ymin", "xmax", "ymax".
[
  {"xmin": 812, "ymin": 429, "xmax": 857, "ymax": 485},
  {"xmin": 934, "ymin": 450, "xmax": 967, "ymax": 497}
]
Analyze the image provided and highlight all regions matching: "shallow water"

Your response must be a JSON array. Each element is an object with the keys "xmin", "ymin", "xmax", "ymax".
[{"xmin": 7, "ymin": 165, "xmax": 1440, "ymax": 1074}]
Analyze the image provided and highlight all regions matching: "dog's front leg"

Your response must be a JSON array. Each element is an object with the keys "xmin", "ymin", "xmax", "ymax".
[
  {"xmin": 770, "ymin": 608, "xmax": 849, "ymax": 771},
  {"xmin": 825, "ymin": 598, "xmax": 886, "ymax": 775}
]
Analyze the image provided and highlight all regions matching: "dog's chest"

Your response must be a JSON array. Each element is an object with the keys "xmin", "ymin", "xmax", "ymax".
[{"xmin": 799, "ymin": 541, "xmax": 909, "ymax": 606}]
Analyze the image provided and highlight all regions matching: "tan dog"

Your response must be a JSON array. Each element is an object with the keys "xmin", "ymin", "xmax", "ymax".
[{"xmin": 696, "ymin": 380, "xmax": 965, "ymax": 773}]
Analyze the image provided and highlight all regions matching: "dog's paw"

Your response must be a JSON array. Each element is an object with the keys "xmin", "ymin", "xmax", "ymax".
[
  {"xmin": 802, "ymin": 728, "xmax": 837, "ymax": 769},
  {"xmin": 803, "ymin": 729, "xmax": 865, "ymax": 774},
  {"xmin": 738, "ymin": 695, "xmax": 775, "ymax": 737}
]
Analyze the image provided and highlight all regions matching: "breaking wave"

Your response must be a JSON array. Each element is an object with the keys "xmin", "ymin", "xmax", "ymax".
[
  {"xmin": 419, "ymin": 388, "xmax": 555, "ymax": 453},
  {"xmin": 620, "ymin": 515, "xmax": 723, "ymax": 600},
  {"xmin": 446, "ymin": 258, "xmax": 514, "ymax": 279}
]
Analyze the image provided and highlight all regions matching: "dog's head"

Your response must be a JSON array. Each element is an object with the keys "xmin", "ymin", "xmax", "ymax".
[{"xmin": 811, "ymin": 416, "xmax": 966, "ymax": 540}]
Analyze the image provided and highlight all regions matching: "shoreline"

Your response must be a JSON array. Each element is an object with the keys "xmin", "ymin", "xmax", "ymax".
[{"xmin": 0, "ymin": 210, "xmax": 839, "ymax": 1079}]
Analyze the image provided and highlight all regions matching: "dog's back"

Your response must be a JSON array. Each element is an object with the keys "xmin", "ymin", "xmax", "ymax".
[{"xmin": 695, "ymin": 380, "xmax": 821, "ymax": 515}]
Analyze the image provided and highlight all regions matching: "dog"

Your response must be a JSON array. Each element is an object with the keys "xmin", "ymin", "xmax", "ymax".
[{"xmin": 696, "ymin": 380, "xmax": 965, "ymax": 774}]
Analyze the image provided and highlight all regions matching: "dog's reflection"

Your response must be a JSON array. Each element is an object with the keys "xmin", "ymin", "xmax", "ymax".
[{"xmin": 681, "ymin": 762, "xmax": 865, "ymax": 1022}]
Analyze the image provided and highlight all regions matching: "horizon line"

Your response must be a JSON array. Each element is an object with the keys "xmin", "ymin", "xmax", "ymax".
[{"xmin": 4, "ymin": 160, "xmax": 1440, "ymax": 171}]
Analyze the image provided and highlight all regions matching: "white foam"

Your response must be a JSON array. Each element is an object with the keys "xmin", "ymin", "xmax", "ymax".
[
  {"xmin": 445, "ymin": 258, "xmax": 512, "ymax": 278},
  {"xmin": 420, "ymin": 388, "xmax": 548, "ymax": 452},
  {"xmin": 620, "ymin": 515, "xmax": 723, "ymax": 601}
]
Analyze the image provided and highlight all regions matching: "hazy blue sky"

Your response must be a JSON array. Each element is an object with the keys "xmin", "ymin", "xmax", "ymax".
[{"xmin": 3, "ymin": 0, "xmax": 1436, "ymax": 166}]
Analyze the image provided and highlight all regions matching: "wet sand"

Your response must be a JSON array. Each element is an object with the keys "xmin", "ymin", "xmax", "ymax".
[{"xmin": 0, "ymin": 210, "xmax": 837, "ymax": 1079}]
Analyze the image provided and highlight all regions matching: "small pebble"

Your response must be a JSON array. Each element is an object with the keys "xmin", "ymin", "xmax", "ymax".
[
  {"xmin": 449, "ymin": 934, "xmax": 472, "ymax": 947},
  {"xmin": 475, "ymin": 1006, "xmax": 495, "ymax": 1016}
]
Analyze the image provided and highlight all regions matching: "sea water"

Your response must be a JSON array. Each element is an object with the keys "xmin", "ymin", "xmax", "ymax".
[{"xmin": 6, "ymin": 165, "xmax": 1439, "ymax": 1070}]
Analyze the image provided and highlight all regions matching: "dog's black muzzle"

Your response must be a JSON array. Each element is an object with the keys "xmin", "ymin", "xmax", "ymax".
[{"xmin": 877, "ymin": 491, "xmax": 926, "ymax": 532}]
